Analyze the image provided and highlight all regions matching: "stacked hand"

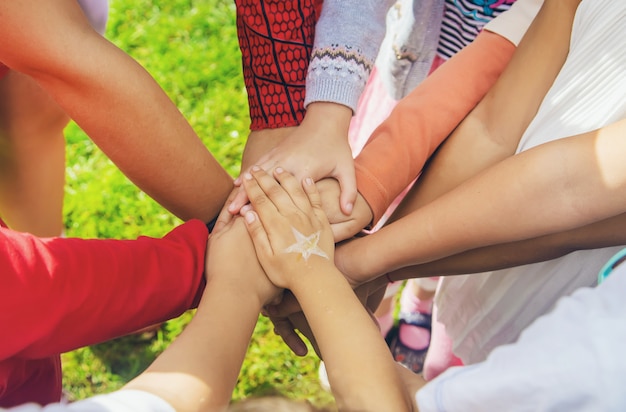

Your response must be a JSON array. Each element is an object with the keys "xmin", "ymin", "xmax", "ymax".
[
  {"xmin": 240, "ymin": 166, "xmax": 336, "ymax": 291},
  {"xmin": 228, "ymin": 102, "xmax": 359, "ymax": 220},
  {"xmin": 206, "ymin": 212, "xmax": 282, "ymax": 308},
  {"xmin": 213, "ymin": 159, "xmax": 377, "ymax": 357}
]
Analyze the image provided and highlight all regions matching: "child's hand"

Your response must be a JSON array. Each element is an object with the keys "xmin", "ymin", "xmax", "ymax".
[
  {"xmin": 229, "ymin": 102, "xmax": 356, "ymax": 216},
  {"xmin": 206, "ymin": 216, "xmax": 282, "ymax": 306},
  {"xmin": 241, "ymin": 166, "xmax": 335, "ymax": 290},
  {"xmin": 316, "ymin": 178, "xmax": 374, "ymax": 242}
]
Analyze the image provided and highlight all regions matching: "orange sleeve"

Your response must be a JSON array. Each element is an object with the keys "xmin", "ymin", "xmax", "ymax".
[{"xmin": 355, "ymin": 31, "xmax": 516, "ymax": 225}]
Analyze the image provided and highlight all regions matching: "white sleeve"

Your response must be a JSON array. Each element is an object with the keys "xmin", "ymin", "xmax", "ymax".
[
  {"xmin": 416, "ymin": 262, "xmax": 626, "ymax": 412},
  {"xmin": 3, "ymin": 390, "xmax": 175, "ymax": 412},
  {"xmin": 483, "ymin": 0, "xmax": 543, "ymax": 46}
]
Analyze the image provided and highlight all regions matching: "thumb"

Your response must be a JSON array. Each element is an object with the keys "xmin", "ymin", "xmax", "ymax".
[
  {"xmin": 334, "ymin": 164, "xmax": 358, "ymax": 216},
  {"xmin": 227, "ymin": 185, "xmax": 251, "ymax": 215}
]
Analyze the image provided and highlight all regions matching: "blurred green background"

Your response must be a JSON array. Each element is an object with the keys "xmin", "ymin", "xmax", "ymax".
[{"xmin": 62, "ymin": 0, "xmax": 335, "ymax": 409}]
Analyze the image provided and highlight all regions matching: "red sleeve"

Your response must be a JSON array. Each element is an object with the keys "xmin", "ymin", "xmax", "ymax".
[
  {"xmin": 235, "ymin": 0, "xmax": 322, "ymax": 130},
  {"xmin": 354, "ymin": 31, "xmax": 516, "ymax": 225},
  {"xmin": 0, "ymin": 356, "xmax": 61, "ymax": 407},
  {"xmin": 0, "ymin": 63, "xmax": 8, "ymax": 80},
  {"xmin": 0, "ymin": 220, "xmax": 208, "ymax": 360}
]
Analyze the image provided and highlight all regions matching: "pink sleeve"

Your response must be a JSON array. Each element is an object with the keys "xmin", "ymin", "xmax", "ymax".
[
  {"xmin": 354, "ymin": 31, "xmax": 516, "ymax": 225},
  {"xmin": 0, "ymin": 220, "xmax": 208, "ymax": 360}
]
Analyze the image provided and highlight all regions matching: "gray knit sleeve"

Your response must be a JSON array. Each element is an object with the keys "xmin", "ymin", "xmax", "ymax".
[{"xmin": 304, "ymin": 0, "xmax": 393, "ymax": 113}]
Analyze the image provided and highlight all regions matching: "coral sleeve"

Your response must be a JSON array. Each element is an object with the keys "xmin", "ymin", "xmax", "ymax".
[
  {"xmin": 0, "ymin": 220, "xmax": 208, "ymax": 360},
  {"xmin": 354, "ymin": 31, "xmax": 516, "ymax": 225}
]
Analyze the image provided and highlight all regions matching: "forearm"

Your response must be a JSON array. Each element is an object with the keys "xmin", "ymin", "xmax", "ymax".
[
  {"xmin": 386, "ymin": 213, "xmax": 626, "ymax": 281},
  {"xmin": 124, "ymin": 278, "xmax": 264, "ymax": 412},
  {"xmin": 474, "ymin": 0, "xmax": 579, "ymax": 146},
  {"xmin": 39, "ymin": 45, "xmax": 232, "ymax": 222},
  {"xmin": 241, "ymin": 128, "xmax": 293, "ymax": 171},
  {"xmin": 387, "ymin": 0, "xmax": 578, "ymax": 223},
  {"xmin": 348, "ymin": 120, "xmax": 626, "ymax": 280},
  {"xmin": 290, "ymin": 267, "xmax": 412, "ymax": 411},
  {"xmin": 0, "ymin": 1, "xmax": 232, "ymax": 222}
]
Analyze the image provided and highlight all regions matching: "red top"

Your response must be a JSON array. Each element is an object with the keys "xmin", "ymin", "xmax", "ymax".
[
  {"xmin": 0, "ymin": 220, "xmax": 208, "ymax": 407},
  {"xmin": 0, "ymin": 63, "xmax": 9, "ymax": 79}
]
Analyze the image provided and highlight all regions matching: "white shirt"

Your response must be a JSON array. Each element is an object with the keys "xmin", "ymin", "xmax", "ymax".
[
  {"xmin": 417, "ymin": 251, "xmax": 626, "ymax": 411},
  {"xmin": 3, "ymin": 390, "xmax": 174, "ymax": 412}
]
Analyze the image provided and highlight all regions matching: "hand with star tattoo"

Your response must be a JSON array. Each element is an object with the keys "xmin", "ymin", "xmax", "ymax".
[
  {"xmin": 240, "ymin": 166, "xmax": 335, "ymax": 289},
  {"xmin": 240, "ymin": 166, "xmax": 413, "ymax": 411}
]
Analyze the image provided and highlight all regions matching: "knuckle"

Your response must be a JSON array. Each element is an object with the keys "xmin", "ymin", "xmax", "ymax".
[
  {"xmin": 266, "ymin": 184, "xmax": 285, "ymax": 198},
  {"xmin": 249, "ymin": 192, "xmax": 270, "ymax": 207}
]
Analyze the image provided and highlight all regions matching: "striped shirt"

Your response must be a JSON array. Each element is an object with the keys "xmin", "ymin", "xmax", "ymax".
[{"xmin": 437, "ymin": 0, "xmax": 516, "ymax": 60}]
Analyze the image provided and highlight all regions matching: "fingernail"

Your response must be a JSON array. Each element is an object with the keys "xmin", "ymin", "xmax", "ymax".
[
  {"xmin": 240, "ymin": 204, "xmax": 251, "ymax": 214},
  {"xmin": 345, "ymin": 202, "xmax": 353, "ymax": 214},
  {"xmin": 305, "ymin": 177, "xmax": 314, "ymax": 186},
  {"xmin": 251, "ymin": 165, "xmax": 261, "ymax": 172},
  {"xmin": 234, "ymin": 177, "xmax": 241, "ymax": 185},
  {"xmin": 244, "ymin": 172, "xmax": 253, "ymax": 180},
  {"xmin": 296, "ymin": 343, "xmax": 307, "ymax": 356},
  {"xmin": 275, "ymin": 167, "xmax": 284, "ymax": 174},
  {"xmin": 244, "ymin": 211, "xmax": 256, "ymax": 223}
]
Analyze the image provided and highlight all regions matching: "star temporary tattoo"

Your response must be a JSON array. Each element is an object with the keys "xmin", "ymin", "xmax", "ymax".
[{"xmin": 283, "ymin": 227, "xmax": 329, "ymax": 262}]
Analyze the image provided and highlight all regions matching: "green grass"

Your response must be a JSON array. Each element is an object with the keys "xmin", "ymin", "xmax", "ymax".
[{"xmin": 62, "ymin": 0, "xmax": 335, "ymax": 408}]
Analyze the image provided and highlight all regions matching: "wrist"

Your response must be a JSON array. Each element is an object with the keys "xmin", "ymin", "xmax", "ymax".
[
  {"xmin": 288, "ymin": 262, "xmax": 346, "ymax": 296},
  {"xmin": 355, "ymin": 192, "xmax": 374, "ymax": 229},
  {"xmin": 200, "ymin": 271, "xmax": 266, "ymax": 313},
  {"xmin": 303, "ymin": 102, "xmax": 352, "ymax": 130},
  {"xmin": 347, "ymin": 236, "xmax": 380, "ymax": 284},
  {"xmin": 242, "ymin": 128, "xmax": 294, "ymax": 168}
]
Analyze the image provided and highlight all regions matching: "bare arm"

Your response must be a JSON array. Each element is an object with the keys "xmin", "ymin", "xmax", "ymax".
[
  {"xmin": 338, "ymin": 119, "xmax": 626, "ymax": 282},
  {"xmin": 124, "ymin": 218, "xmax": 279, "ymax": 412},
  {"xmin": 379, "ymin": 212, "xmax": 626, "ymax": 284},
  {"xmin": 391, "ymin": 0, "xmax": 580, "ymax": 217},
  {"xmin": 242, "ymin": 168, "xmax": 414, "ymax": 411},
  {"xmin": 0, "ymin": 0, "xmax": 232, "ymax": 222}
]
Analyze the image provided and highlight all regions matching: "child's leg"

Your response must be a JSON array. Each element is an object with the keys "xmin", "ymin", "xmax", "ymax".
[
  {"xmin": 373, "ymin": 280, "xmax": 402, "ymax": 338},
  {"xmin": 422, "ymin": 303, "xmax": 463, "ymax": 381},
  {"xmin": 387, "ymin": 277, "xmax": 437, "ymax": 373},
  {"xmin": 0, "ymin": 71, "xmax": 67, "ymax": 237},
  {"xmin": 400, "ymin": 277, "xmax": 438, "ymax": 316}
]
